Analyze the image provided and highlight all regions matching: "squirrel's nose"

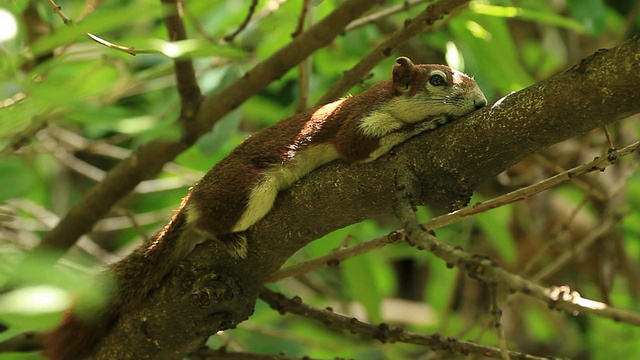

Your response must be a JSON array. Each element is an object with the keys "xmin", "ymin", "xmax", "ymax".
[{"xmin": 474, "ymin": 98, "xmax": 487, "ymax": 109}]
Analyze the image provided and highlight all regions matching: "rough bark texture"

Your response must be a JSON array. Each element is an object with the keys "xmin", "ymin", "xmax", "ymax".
[{"xmin": 89, "ymin": 35, "xmax": 640, "ymax": 359}]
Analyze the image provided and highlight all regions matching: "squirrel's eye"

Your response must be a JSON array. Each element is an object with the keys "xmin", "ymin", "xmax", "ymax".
[{"xmin": 428, "ymin": 74, "xmax": 445, "ymax": 86}]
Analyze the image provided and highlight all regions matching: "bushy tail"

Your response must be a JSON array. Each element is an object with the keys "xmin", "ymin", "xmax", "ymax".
[
  {"xmin": 43, "ymin": 194, "xmax": 203, "ymax": 359},
  {"xmin": 43, "ymin": 309, "xmax": 114, "ymax": 360}
]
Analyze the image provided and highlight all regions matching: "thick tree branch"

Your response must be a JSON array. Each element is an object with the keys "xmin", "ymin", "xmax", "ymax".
[{"xmin": 92, "ymin": 35, "xmax": 640, "ymax": 358}]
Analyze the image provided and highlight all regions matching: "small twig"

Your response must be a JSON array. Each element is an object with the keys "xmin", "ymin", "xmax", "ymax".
[
  {"xmin": 266, "ymin": 231, "xmax": 404, "ymax": 282},
  {"xmin": 181, "ymin": 1, "xmax": 216, "ymax": 43},
  {"xmin": 0, "ymin": 111, "xmax": 49, "ymax": 156},
  {"xmin": 489, "ymin": 285, "xmax": 510, "ymax": 360},
  {"xmin": 533, "ymin": 153, "xmax": 606, "ymax": 201},
  {"xmin": 6, "ymin": 199, "xmax": 115, "ymax": 263},
  {"xmin": 87, "ymin": 33, "xmax": 159, "ymax": 56},
  {"xmin": 194, "ymin": 346, "xmax": 334, "ymax": 360},
  {"xmin": 345, "ymin": 0, "xmax": 432, "ymax": 31},
  {"xmin": 259, "ymin": 287, "xmax": 554, "ymax": 360},
  {"xmin": 602, "ymin": 125, "xmax": 615, "ymax": 149},
  {"xmin": 292, "ymin": 0, "xmax": 312, "ymax": 38},
  {"xmin": 224, "ymin": 0, "xmax": 259, "ymax": 42},
  {"xmin": 294, "ymin": 0, "xmax": 314, "ymax": 113},
  {"xmin": 530, "ymin": 215, "xmax": 618, "ymax": 282},
  {"xmin": 45, "ymin": 0, "xmax": 73, "ymax": 25},
  {"xmin": 426, "ymin": 140, "xmax": 640, "ymax": 231},
  {"xmin": 47, "ymin": 126, "xmax": 202, "ymax": 180},
  {"xmin": 621, "ymin": 0, "xmax": 640, "ymax": 40},
  {"xmin": 520, "ymin": 195, "xmax": 590, "ymax": 277}
]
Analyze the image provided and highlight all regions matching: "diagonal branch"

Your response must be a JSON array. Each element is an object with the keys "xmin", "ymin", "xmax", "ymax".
[
  {"xmin": 37, "ymin": 0, "xmax": 380, "ymax": 253},
  {"xmin": 259, "ymin": 287, "xmax": 555, "ymax": 360}
]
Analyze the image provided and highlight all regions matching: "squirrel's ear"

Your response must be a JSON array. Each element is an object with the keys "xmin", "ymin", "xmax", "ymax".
[{"xmin": 393, "ymin": 56, "xmax": 416, "ymax": 89}]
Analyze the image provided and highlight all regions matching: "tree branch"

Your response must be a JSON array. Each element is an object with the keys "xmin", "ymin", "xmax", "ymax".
[
  {"xmin": 92, "ymin": 35, "xmax": 640, "ymax": 358},
  {"xmin": 393, "ymin": 195, "xmax": 640, "ymax": 326},
  {"xmin": 160, "ymin": 0, "xmax": 203, "ymax": 118},
  {"xmin": 259, "ymin": 288, "xmax": 553, "ymax": 360},
  {"xmin": 267, "ymin": 139, "xmax": 640, "ymax": 282}
]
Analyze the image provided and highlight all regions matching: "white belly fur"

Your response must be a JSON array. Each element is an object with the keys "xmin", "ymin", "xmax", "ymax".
[{"xmin": 232, "ymin": 143, "xmax": 340, "ymax": 232}]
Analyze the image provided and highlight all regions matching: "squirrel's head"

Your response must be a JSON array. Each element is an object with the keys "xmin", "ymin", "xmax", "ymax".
[{"xmin": 389, "ymin": 56, "xmax": 487, "ymax": 122}]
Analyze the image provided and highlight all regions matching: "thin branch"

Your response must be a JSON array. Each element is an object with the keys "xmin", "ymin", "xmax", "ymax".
[
  {"xmin": 195, "ymin": 347, "xmax": 327, "ymax": 360},
  {"xmin": 87, "ymin": 33, "xmax": 159, "ymax": 56},
  {"xmin": 393, "ymin": 193, "xmax": 640, "ymax": 327},
  {"xmin": 38, "ymin": 130, "xmax": 197, "ymax": 193},
  {"xmin": 603, "ymin": 126, "xmax": 614, "ymax": 148},
  {"xmin": 0, "ymin": 111, "xmax": 49, "ymax": 156},
  {"xmin": 181, "ymin": 1, "xmax": 216, "ymax": 43},
  {"xmin": 520, "ymin": 195, "xmax": 590, "ymax": 277},
  {"xmin": 46, "ymin": 126, "xmax": 202, "ymax": 181},
  {"xmin": 224, "ymin": 0, "xmax": 259, "ymax": 42},
  {"xmin": 426, "ymin": 140, "xmax": 640, "ymax": 231},
  {"xmin": 294, "ymin": 0, "xmax": 314, "ymax": 113},
  {"xmin": 489, "ymin": 285, "xmax": 510, "ymax": 360},
  {"xmin": 160, "ymin": 0, "xmax": 203, "ymax": 121},
  {"xmin": 533, "ymin": 153, "xmax": 606, "ymax": 201},
  {"xmin": 345, "ymin": 0, "xmax": 433, "ymax": 31},
  {"xmin": 291, "ymin": 0, "xmax": 312, "ymax": 38},
  {"xmin": 259, "ymin": 287, "xmax": 555, "ymax": 360},
  {"xmin": 266, "ymin": 231, "xmax": 404, "ymax": 282},
  {"xmin": 45, "ymin": 0, "xmax": 73, "ymax": 24},
  {"xmin": 530, "ymin": 212, "xmax": 618, "ymax": 283}
]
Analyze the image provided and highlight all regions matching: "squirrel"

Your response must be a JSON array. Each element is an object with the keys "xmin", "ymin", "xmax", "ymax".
[{"xmin": 44, "ymin": 57, "xmax": 486, "ymax": 359}]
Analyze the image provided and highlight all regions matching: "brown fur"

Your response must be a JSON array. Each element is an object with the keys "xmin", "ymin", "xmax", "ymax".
[{"xmin": 44, "ymin": 57, "xmax": 486, "ymax": 359}]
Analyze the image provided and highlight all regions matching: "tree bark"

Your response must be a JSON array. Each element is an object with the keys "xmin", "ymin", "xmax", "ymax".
[{"xmin": 89, "ymin": 34, "xmax": 640, "ymax": 359}]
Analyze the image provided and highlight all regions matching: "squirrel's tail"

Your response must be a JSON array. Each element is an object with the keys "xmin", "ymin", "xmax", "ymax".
[
  {"xmin": 43, "ymin": 309, "xmax": 114, "ymax": 360},
  {"xmin": 43, "ymin": 194, "xmax": 204, "ymax": 359}
]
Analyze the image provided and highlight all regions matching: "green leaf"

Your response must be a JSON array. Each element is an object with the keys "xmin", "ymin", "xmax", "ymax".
[
  {"xmin": 475, "ymin": 204, "xmax": 517, "ymax": 264},
  {"xmin": 343, "ymin": 254, "xmax": 383, "ymax": 323},
  {"xmin": 29, "ymin": 2, "xmax": 162, "ymax": 57},
  {"xmin": 567, "ymin": 0, "xmax": 606, "ymax": 36},
  {"xmin": 196, "ymin": 107, "xmax": 242, "ymax": 156},
  {"xmin": 0, "ymin": 352, "xmax": 44, "ymax": 360},
  {"xmin": 0, "ymin": 158, "xmax": 36, "ymax": 202},
  {"xmin": 197, "ymin": 65, "xmax": 244, "ymax": 156},
  {"xmin": 470, "ymin": 3, "xmax": 584, "ymax": 32}
]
